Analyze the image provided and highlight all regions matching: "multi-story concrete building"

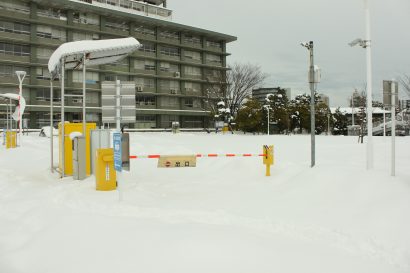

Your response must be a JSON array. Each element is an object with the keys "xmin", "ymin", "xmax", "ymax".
[
  {"xmin": 318, "ymin": 93, "xmax": 329, "ymax": 107},
  {"xmin": 252, "ymin": 87, "xmax": 291, "ymax": 105},
  {"xmin": 0, "ymin": 0, "xmax": 236, "ymax": 129}
]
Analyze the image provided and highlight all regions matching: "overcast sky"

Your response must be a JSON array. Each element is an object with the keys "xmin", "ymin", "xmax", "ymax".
[{"xmin": 169, "ymin": 0, "xmax": 410, "ymax": 106}]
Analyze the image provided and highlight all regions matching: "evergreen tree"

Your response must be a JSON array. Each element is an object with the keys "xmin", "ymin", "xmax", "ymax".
[{"xmin": 235, "ymin": 99, "xmax": 263, "ymax": 133}]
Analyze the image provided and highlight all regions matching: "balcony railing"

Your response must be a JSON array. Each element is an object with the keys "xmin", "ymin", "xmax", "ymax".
[{"xmin": 72, "ymin": 0, "xmax": 172, "ymax": 21}]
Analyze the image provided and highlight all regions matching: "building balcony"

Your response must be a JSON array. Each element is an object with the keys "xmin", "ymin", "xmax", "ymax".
[{"xmin": 73, "ymin": 0, "xmax": 172, "ymax": 21}]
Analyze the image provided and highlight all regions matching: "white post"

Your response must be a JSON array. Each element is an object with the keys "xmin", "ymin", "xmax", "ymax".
[
  {"xmin": 352, "ymin": 95, "xmax": 355, "ymax": 126},
  {"xmin": 383, "ymin": 108, "xmax": 386, "ymax": 137},
  {"xmin": 364, "ymin": 0, "xmax": 373, "ymax": 170},
  {"xmin": 116, "ymin": 80, "xmax": 121, "ymax": 131},
  {"xmin": 50, "ymin": 80, "xmax": 54, "ymax": 173},
  {"xmin": 82, "ymin": 53, "xmax": 87, "ymax": 136},
  {"xmin": 61, "ymin": 61, "xmax": 65, "ymax": 178},
  {"xmin": 16, "ymin": 71, "xmax": 26, "ymax": 146},
  {"xmin": 267, "ymin": 107, "xmax": 269, "ymax": 135},
  {"xmin": 116, "ymin": 79, "xmax": 121, "ymax": 201},
  {"xmin": 391, "ymin": 81, "xmax": 396, "ymax": 176}
]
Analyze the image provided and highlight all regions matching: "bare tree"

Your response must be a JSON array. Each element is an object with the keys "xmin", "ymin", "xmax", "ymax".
[
  {"xmin": 399, "ymin": 74, "xmax": 410, "ymax": 98},
  {"xmin": 205, "ymin": 63, "xmax": 267, "ymax": 117}
]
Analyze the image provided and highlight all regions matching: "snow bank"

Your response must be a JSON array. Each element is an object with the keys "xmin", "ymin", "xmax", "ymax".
[{"xmin": 0, "ymin": 134, "xmax": 409, "ymax": 273}]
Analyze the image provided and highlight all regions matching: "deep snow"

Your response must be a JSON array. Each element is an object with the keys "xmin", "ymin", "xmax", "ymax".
[{"xmin": 0, "ymin": 133, "xmax": 409, "ymax": 273}]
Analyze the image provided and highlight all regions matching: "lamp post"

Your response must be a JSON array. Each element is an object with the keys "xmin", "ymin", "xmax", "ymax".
[
  {"xmin": 15, "ymin": 70, "xmax": 26, "ymax": 146},
  {"xmin": 264, "ymin": 105, "xmax": 272, "ymax": 135},
  {"xmin": 300, "ymin": 41, "xmax": 320, "ymax": 168},
  {"xmin": 327, "ymin": 112, "xmax": 330, "ymax": 135},
  {"xmin": 348, "ymin": 0, "xmax": 374, "ymax": 170}
]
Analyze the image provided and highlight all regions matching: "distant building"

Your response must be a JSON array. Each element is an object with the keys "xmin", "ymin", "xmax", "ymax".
[
  {"xmin": 318, "ymin": 94, "xmax": 329, "ymax": 106},
  {"xmin": 252, "ymin": 87, "xmax": 291, "ymax": 104},
  {"xmin": 400, "ymin": 99, "xmax": 410, "ymax": 110}
]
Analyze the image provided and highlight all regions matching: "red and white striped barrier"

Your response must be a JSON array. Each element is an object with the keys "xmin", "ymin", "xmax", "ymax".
[{"xmin": 130, "ymin": 153, "xmax": 267, "ymax": 159}]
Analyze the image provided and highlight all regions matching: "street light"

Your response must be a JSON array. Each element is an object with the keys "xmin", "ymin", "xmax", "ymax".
[
  {"xmin": 263, "ymin": 105, "xmax": 272, "ymax": 135},
  {"xmin": 300, "ymin": 41, "xmax": 320, "ymax": 167},
  {"xmin": 15, "ymin": 70, "xmax": 26, "ymax": 146},
  {"xmin": 349, "ymin": 0, "xmax": 374, "ymax": 170}
]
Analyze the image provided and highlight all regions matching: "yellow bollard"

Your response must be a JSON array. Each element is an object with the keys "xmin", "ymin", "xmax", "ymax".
[
  {"xmin": 263, "ymin": 145, "xmax": 274, "ymax": 176},
  {"xmin": 95, "ymin": 148, "xmax": 117, "ymax": 191},
  {"xmin": 6, "ymin": 131, "xmax": 17, "ymax": 149}
]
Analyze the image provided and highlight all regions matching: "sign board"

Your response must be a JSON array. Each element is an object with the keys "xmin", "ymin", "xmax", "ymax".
[
  {"xmin": 121, "ymin": 133, "xmax": 130, "ymax": 171},
  {"xmin": 383, "ymin": 80, "xmax": 399, "ymax": 106},
  {"xmin": 158, "ymin": 155, "xmax": 197, "ymax": 168},
  {"xmin": 215, "ymin": 121, "xmax": 224, "ymax": 129},
  {"xmin": 113, "ymin": 132, "xmax": 122, "ymax": 172},
  {"xmin": 102, "ymin": 81, "xmax": 136, "ymax": 124}
]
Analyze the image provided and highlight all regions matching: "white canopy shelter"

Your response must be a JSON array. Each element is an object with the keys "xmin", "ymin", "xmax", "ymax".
[{"xmin": 48, "ymin": 37, "xmax": 141, "ymax": 177}]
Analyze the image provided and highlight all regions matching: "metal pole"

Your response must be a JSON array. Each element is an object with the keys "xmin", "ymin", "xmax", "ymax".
[
  {"xmin": 82, "ymin": 53, "xmax": 86, "ymax": 136},
  {"xmin": 267, "ymin": 107, "xmax": 269, "ymax": 135},
  {"xmin": 309, "ymin": 41, "xmax": 315, "ymax": 168},
  {"xmin": 352, "ymin": 95, "xmax": 355, "ymax": 126},
  {"xmin": 116, "ymin": 79, "xmax": 121, "ymax": 131},
  {"xmin": 391, "ymin": 81, "xmax": 396, "ymax": 176},
  {"xmin": 50, "ymin": 80, "xmax": 54, "ymax": 173},
  {"xmin": 365, "ymin": 0, "xmax": 373, "ymax": 170},
  {"xmin": 383, "ymin": 108, "xmax": 386, "ymax": 137},
  {"xmin": 6, "ymin": 98, "xmax": 9, "ymax": 130},
  {"xmin": 327, "ymin": 114, "xmax": 330, "ymax": 135},
  {"xmin": 18, "ymin": 80, "xmax": 22, "ymax": 145},
  {"xmin": 61, "ymin": 61, "xmax": 65, "ymax": 178}
]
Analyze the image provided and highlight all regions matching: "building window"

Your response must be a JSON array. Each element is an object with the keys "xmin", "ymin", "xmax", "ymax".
[
  {"xmin": 36, "ymin": 88, "xmax": 60, "ymax": 102},
  {"xmin": 136, "ymin": 95, "xmax": 156, "ymax": 106},
  {"xmin": 0, "ymin": 0, "xmax": 30, "ymax": 15},
  {"xmin": 37, "ymin": 25, "xmax": 67, "ymax": 41},
  {"xmin": 184, "ymin": 98, "xmax": 201, "ymax": 108},
  {"xmin": 184, "ymin": 66, "xmax": 201, "ymax": 76},
  {"xmin": 134, "ymin": 59, "xmax": 156, "ymax": 71},
  {"xmin": 183, "ymin": 34, "xmax": 201, "ymax": 45},
  {"xmin": 0, "ymin": 64, "xmax": 30, "ymax": 78},
  {"xmin": 184, "ymin": 82, "xmax": 201, "ymax": 95},
  {"xmin": 72, "ymin": 31, "xmax": 99, "ymax": 41},
  {"xmin": 159, "ymin": 62, "xmax": 179, "ymax": 73},
  {"xmin": 36, "ymin": 67, "xmax": 51, "ymax": 80},
  {"xmin": 104, "ymin": 74, "xmax": 129, "ymax": 81},
  {"xmin": 205, "ymin": 53, "xmax": 222, "ymax": 65},
  {"xmin": 184, "ymin": 50, "xmax": 201, "ymax": 61},
  {"xmin": 159, "ymin": 46, "xmax": 179, "ymax": 57},
  {"xmin": 204, "ymin": 69, "xmax": 221, "ymax": 80},
  {"xmin": 134, "ymin": 25, "xmax": 155, "ymax": 37},
  {"xmin": 0, "ymin": 20, "xmax": 30, "ymax": 35},
  {"xmin": 159, "ymin": 30, "xmax": 179, "ymax": 41},
  {"xmin": 73, "ymin": 12, "xmax": 100, "ymax": 26},
  {"xmin": 160, "ymin": 80, "xmax": 179, "ymax": 91},
  {"xmin": 134, "ymin": 77, "xmax": 155, "ymax": 89},
  {"xmin": 105, "ymin": 18, "xmax": 129, "ymax": 32},
  {"xmin": 160, "ymin": 96, "xmax": 179, "ymax": 107},
  {"xmin": 206, "ymin": 40, "xmax": 222, "ymax": 49},
  {"xmin": 72, "ymin": 71, "xmax": 99, "ymax": 84},
  {"xmin": 86, "ymin": 92, "xmax": 99, "ymax": 104},
  {"xmin": 0, "ymin": 42, "xmax": 30, "ymax": 57},
  {"xmin": 36, "ymin": 47, "xmax": 54, "ymax": 60},
  {"xmin": 138, "ymin": 42, "xmax": 156, "ymax": 53},
  {"xmin": 37, "ymin": 7, "xmax": 67, "ymax": 21}
]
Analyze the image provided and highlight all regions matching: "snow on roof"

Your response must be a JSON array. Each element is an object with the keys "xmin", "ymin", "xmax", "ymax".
[
  {"xmin": 0, "ymin": 93, "xmax": 26, "ymax": 121},
  {"xmin": 48, "ymin": 37, "xmax": 141, "ymax": 75}
]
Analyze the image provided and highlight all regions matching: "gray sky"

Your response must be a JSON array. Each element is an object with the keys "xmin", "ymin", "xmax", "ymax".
[{"xmin": 169, "ymin": 0, "xmax": 410, "ymax": 106}]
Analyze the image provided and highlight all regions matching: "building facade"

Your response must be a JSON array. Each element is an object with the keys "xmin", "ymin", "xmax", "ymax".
[
  {"xmin": 252, "ymin": 87, "xmax": 291, "ymax": 105},
  {"xmin": 0, "ymin": 0, "xmax": 236, "ymax": 129}
]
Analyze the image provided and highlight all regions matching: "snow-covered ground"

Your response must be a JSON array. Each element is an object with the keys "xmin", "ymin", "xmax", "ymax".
[{"xmin": 0, "ymin": 133, "xmax": 409, "ymax": 273}]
